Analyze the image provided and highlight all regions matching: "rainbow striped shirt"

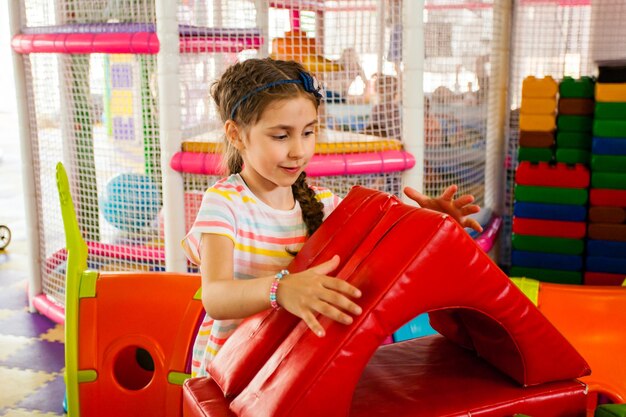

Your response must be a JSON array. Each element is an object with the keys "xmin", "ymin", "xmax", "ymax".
[{"xmin": 182, "ymin": 174, "xmax": 341, "ymax": 377}]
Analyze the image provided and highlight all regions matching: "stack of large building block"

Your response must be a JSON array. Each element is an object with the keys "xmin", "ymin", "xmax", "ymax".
[
  {"xmin": 511, "ymin": 161, "xmax": 589, "ymax": 284},
  {"xmin": 518, "ymin": 76, "xmax": 558, "ymax": 163},
  {"xmin": 556, "ymin": 77, "xmax": 595, "ymax": 165},
  {"xmin": 586, "ymin": 67, "xmax": 626, "ymax": 285}
]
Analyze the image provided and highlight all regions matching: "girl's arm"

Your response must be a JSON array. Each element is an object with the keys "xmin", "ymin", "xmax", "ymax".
[{"xmin": 199, "ymin": 234, "xmax": 362, "ymax": 337}]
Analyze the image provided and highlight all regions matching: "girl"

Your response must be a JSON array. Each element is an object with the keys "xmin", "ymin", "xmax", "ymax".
[{"xmin": 182, "ymin": 58, "xmax": 482, "ymax": 377}]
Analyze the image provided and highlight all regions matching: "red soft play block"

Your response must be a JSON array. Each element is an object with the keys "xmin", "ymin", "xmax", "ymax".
[
  {"xmin": 184, "ymin": 336, "xmax": 587, "ymax": 417},
  {"xmin": 209, "ymin": 187, "xmax": 400, "ymax": 397},
  {"xmin": 186, "ymin": 188, "xmax": 589, "ymax": 417},
  {"xmin": 515, "ymin": 161, "xmax": 590, "ymax": 188},
  {"xmin": 349, "ymin": 336, "xmax": 587, "ymax": 417},
  {"xmin": 591, "ymin": 189, "xmax": 626, "ymax": 208},
  {"xmin": 513, "ymin": 217, "xmax": 587, "ymax": 239}
]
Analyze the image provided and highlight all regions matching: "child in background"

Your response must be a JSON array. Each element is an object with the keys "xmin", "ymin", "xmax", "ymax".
[
  {"xmin": 365, "ymin": 74, "xmax": 402, "ymax": 139},
  {"xmin": 182, "ymin": 58, "xmax": 482, "ymax": 377},
  {"xmin": 424, "ymin": 97, "xmax": 443, "ymax": 146}
]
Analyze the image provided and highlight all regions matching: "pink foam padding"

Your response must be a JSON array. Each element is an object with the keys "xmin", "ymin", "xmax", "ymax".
[
  {"xmin": 515, "ymin": 161, "xmax": 590, "ymax": 188},
  {"xmin": 170, "ymin": 152, "xmax": 223, "ymax": 176},
  {"xmin": 12, "ymin": 33, "xmax": 159, "ymax": 54},
  {"xmin": 170, "ymin": 151, "xmax": 415, "ymax": 177},
  {"xmin": 12, "ymin": 33, "xmax": 263, "ymax": 55},
  {"xmin": 209, "ymin": 187, "xmax": 401, "ymax": 397},
  {"xmin": 222, "ymin": 190, "xmax": 589, "ymax": 417},
  {"xmin": 32, "ymin": 294, "xmax": 65, "ymax": 324}
]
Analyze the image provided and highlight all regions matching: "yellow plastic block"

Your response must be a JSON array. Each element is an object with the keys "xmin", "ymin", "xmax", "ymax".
[
  {"xmin": 596, "ymin": 83, "xmax": 626, "ymax": 103},
  {"xmin": 522, "ymin": 76, "xmax": 558, "ymax": 98},
  {"xmin": 520, "ymin": 97, "xmax": 557, "ymax": 115},
  {"xmin": 519, "ymin": 114, "xmax": 556, "ymax": 132}
]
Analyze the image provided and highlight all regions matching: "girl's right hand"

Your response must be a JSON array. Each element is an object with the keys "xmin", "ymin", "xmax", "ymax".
[{"xmin": 276, "ymin": 255, "xmax": 362, "ymax": 337}]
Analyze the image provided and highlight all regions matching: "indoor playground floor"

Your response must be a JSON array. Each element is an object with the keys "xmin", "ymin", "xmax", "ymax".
[{"xmin": 0, "ymin": 111, "xmax": 67, "ymax": 417}]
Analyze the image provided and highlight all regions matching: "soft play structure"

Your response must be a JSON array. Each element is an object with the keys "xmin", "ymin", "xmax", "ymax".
[
  {"xmin": 57, "ymin": 164, "xmax": 589, "ymax": 417},
  {"xmin": 57, "ymin": 161, "xmax": 626, "ymax": 416},
  {"xmin": 181, "ymin": 185, "xmax": 591, "ymax": 416}
]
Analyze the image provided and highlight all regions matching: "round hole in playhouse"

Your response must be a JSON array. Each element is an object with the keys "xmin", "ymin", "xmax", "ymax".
[{"xmin": 113, "ymin": 346, "xmax": 155, "ymax": 391}]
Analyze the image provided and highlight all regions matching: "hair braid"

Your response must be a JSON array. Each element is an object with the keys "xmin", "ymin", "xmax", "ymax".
[{"xmin": 292, "ymin": 172, "xmax": 324, "ymax": 236}]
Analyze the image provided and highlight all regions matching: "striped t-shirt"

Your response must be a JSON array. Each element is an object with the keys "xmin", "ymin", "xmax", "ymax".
[{"xmin": 182, "ymin": 174, "xmax": 341, "ymax": 377}]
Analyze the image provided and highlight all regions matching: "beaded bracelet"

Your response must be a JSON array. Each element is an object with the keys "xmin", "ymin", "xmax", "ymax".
[{"xmin": 269, "ymin": 269, "xmax": 290, "ymax": 310}]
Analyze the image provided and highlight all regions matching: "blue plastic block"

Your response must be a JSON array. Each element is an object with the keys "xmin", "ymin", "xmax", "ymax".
[
  {"xmin": 514, "ymin": 202, "xmax": 586, "ymax": 222},
  {"xmin": 512, "ymin": 250, "xmax": 583, "ymax": 271}
]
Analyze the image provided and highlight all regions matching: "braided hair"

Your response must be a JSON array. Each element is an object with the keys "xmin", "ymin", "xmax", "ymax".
[{"xmin": 211, "ymin": 58, "xmax": 325, "ymax": 236}]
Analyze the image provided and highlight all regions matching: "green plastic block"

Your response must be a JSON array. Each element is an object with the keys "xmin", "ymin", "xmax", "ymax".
[
  {"xmin": 595, "ymin": 404, "xmax": 626, "ymax": 417},
  {"xmin": 509, "ymin": 266, "xmax": 582, "ymax": 284},
  {"xmin": 512, "ymin": 234, "xmax": 584, "ymax": 255},
  {"xmin": 594, "ymin": 102, "xmax": 626, "ymax": 120},
  {"xmin": 594, "ymin": 119, "xmax": 626, "ymax": 138},
  {"xmin": 556, "ymin": 131, "xmax": 591, "ymax": 149},
  {"xmin": 167, "ymin": 371, "xmax": 191, "ymax": 386},
  {"xmin": 558, "ymin": 115, "xmax": 593, "ymax": 132},
  {"xmin": 592, "ymin": 155, "xmax": 626, "ymax": 173},
  {"xmin": 517, "ymin": 147, "xmax": 553, "ymax": 163},
  {"xmin": 559, "ymin": 76, "xmax": 595, "ymax": 98},
  {"xmin": 592, "ymin": 172, "xmax": 626, "ymax": 189},
  {"xmin": 514, "ymin": 185, "xmax": 588, "ymax": 205},
  {"xmin": 556, "ymin": 148, "xmax": 590, "ymax": 164}
]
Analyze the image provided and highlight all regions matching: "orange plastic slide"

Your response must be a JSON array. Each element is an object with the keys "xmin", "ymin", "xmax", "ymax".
[{"xmin": 535, "ymin": 282, "xmax": 626, "ymax": 403}]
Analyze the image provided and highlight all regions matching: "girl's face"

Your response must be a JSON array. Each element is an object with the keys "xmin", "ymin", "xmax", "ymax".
[{"xmin": 238, "ymin": 95, "xmax": 318, "ymax": 194}]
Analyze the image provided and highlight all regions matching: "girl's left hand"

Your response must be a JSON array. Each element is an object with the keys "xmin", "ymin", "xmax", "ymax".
[{"xmin": 404, "ymin": 185, "xmax": 483, "ymax": 233}]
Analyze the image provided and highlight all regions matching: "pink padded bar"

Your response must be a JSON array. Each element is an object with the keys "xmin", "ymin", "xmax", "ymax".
[
  {"xmin": 170, "ymin": 151, "xmax": 415, "ymax": 177},
  {"xmin": 475, "ymin": 215, "xmax": 502, "ymax": 253},
  {"xmin": 12, "ymin": 32, "xmax": 159, "ymax": 54},
  {"xmin": 31, "ymin": 294, "xmax": 65, "ymax": 324},
  {"xmin": 12, "ymin": 33, "xmax": 262, "ymax": 54}
]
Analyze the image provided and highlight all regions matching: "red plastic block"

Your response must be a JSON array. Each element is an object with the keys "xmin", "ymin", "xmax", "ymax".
[
  {"xmin": 591, "ymin": 189, "xmax": 626, "ymax": 208},
  {"xmin": 513, "ymin": 217, "xmax": 587, "ymax": 239},
  {"xmin": 515, "ymin": 161, "xmax": 590, "ymax": 188}
]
